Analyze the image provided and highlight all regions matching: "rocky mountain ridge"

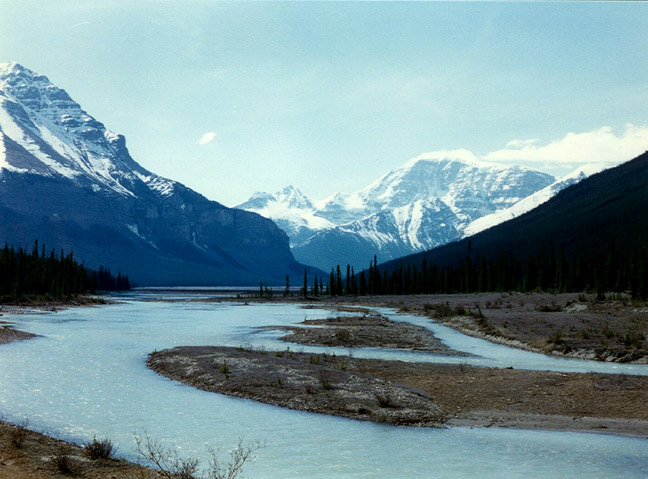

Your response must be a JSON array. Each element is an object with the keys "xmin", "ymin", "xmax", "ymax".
[
  {"xmin": 0, "ymin": 62, "xmax": 303, "ymax": 285},
  {"xmin": 238, "ymin": 151, "xmax": 560, "ymax": 271}
]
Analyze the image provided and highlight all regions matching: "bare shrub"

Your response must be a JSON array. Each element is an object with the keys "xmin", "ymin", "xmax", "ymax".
[
  {"xmin": 476, "ymin": 316, "xmax": 498, "ymax": 335},
  {"xmin": 454, "ymin": 304, "xmax": 466, "ymax": 316},
  {"xmin": 134, "ymin": 431, "xmax": 262, "ymax": 479},
  {"xmin": 426, "ymin": 302, "xmax": 453, "ymax": 317},
  {"xmin": 135, "ymin": 432, "xmax": 198, "ymax": 479},
  {"xmin": 9, "ymin": 424, "xmax": 28, "ymax": 449},
  {"xmin": 319, "ymin": 369, "xmax": 334, "ymax": 390},
  {"xmin": 207, "ymin": 438, "xmax": 264, "ymax": 479},
  {"xmin": 50, "ymin": 445, "xmax": 79, "ymax": 475},
  {"xmin": 84, "ymin": 436, "xmax": 116, "ymax": 460}
]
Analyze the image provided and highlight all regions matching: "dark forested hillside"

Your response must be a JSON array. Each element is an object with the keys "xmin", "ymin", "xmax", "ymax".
[
  {"xmin": 363, "ymin": 151, "xmax": 648, "ymax": 298},
  {"xmin": 0, "ymin": 241, "xmax": 130, "ymax": 302}
]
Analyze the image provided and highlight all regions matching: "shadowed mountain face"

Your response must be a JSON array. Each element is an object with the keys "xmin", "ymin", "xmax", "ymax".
[{"xmin": 0, "ymin": 62, "xmax": 303, "ymax": 285}]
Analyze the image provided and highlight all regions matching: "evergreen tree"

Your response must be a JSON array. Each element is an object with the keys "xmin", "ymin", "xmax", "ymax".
[
  {"xmin": 359, "ymin": 270, "xmax": 367, "ymax": 295},
  {"xmin": 303, "ymin": 267, "xmax": 308, "ymax": 297},
  {"xmin": 345, "ymin": 264, "xmax": 351, "ymax": 295},
  {"xmin": 0, "ymin": 241, "xmax": 129, "ymax": 302},
  {"xmin": 283, "ymin": 274, "xmax": 290, "ymax": 297}
]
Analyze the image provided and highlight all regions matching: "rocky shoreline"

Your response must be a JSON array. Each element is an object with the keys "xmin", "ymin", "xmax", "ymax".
[
  {"xmin": 0, "ymin": 322, "xmax": 37, "ymax": 345},
  {"xmin": 148, "ymin": 345, "xmax": 648, "ymax": 437}
]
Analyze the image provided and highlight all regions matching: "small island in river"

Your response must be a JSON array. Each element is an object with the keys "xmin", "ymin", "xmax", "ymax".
[{"xmin": 148, "ymin": 306, "xmax": 648, "ymax": 437}]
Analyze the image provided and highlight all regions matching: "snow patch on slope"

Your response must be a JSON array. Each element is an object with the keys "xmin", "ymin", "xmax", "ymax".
[
  {"xmin": 463, "ymin": 163, "xmax": 610, "ymax": 237},
  {"xmin": 237, "ymin": 186, "xmax": 335, "ymax": 234},
  {"xmin": 0, "ymin": 62, "xmax": 177, "ymax": 199},
  {"xmin": 126, "ymin": 224, "xmax": 145, "ymax": 239},
  {"xmin": 0, "ymin": 131, "xmax": 10, "ymax": 172},
  {"xmin": 0, "ymin": 99, "xmax": 79, "ymax": 178}
]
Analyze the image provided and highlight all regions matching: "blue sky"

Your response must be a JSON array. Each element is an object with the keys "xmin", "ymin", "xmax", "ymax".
[{"xmin": 1, "ymin": 1, "xmax": 647, "ymax": 206}]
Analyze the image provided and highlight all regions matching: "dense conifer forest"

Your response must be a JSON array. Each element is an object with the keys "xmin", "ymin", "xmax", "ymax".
[
  {"xmin": 329, "ymin": 243, "xmax": 647, "ymax": 300},
  {"xmin": 0, "ymin": 240, "xmax": 130, "ymax": 302}
]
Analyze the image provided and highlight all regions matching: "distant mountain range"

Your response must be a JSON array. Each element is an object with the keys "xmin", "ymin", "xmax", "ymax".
[
  {"xmin": 0, "ymin": 62, "xmax": 303, "ymax": 285},
  {"xmin": 237, "ymin": 152, "xmax": 606, "ymax": 271},
  {"xmin": 379, "ymin": 150, "xmax": 648, "ymax": 294}
]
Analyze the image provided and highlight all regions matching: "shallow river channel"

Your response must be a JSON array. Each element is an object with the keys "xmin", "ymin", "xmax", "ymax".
[{"xmin": 1, "ymin": 295, "xmax": 647, "ymax": 478}]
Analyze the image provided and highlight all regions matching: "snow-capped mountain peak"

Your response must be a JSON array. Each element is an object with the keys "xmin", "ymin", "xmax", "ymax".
[
  {"xmin": 406, "ymin": 149, "xmax": 484, "ymax": 168},
  {"xmin": 235, "ymin": 186, "xmax": 334, "ymax": 246},
  {"xmin": 0, "ymin": 62, "xmax": 176, "ymax": 199},
  {"xmin": 276, "ymin": 185, "xmax": 314, "ymax": 209},
  {"xmin": 0, "ymin": 62, "xmax": 302, "ymax": 286},
  {"xmin": 239, "ymin": 151, "xmax": 556, "ymax": 270},
  {"xmin": 236, "ymin": 185, "xmax": 313, "ymax": 211},
  {"xmin": 353, "ymin": 151, "xmax": 553, "ymax": 222}
]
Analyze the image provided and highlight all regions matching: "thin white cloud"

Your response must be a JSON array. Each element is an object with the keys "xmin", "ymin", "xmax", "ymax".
[
  {"xmin": 505, "ymin": 138, "xmax": 540, "ymax": 149},
  {"xmin": 69, "ymin": 22, "xmax": 91, "ymax": 30},
  {"xmin": 198, "ymin": 131, "xmax": 217, "ymax": 145},
  {"xmin": 485, "ymin": 125, "xmax": 648, "ymax": 167}
]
